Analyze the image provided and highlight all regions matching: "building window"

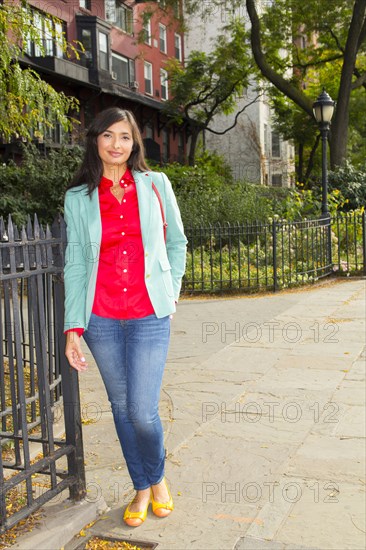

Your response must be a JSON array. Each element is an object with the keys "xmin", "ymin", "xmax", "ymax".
[
  {"xmin": 79, "ymin": 0, "xmax": 91, "ymax": 9},
  {"xmin": 112, "ymin": 53, "xmax": 135, "ymax": 85},
  {"xmin": 173, "ymin": 0, "xmax": 180, "ymax": 18},
  {"xmin": 264, "ymin": 124, "xmax": 269, "ymax": 156},
  {"xmin": 272, "ymin": 174, "xmax": 283, "ymax": 187},
  {"xmin": 159, "ymin": 24, "xmax": 167, "ymax": 53},
  {"xmin": 160, "ymin": 69, "xmax": 168, "ymax": 100},
  {"xmin": 77, "ymin": 15, "xmax": 111, "ymax": 74},
  {"xmin": 80, "ymin": 28, "xmax": 93, "ymax": 66},
  {"xmin": 271, "ymin": 131, "xmax": 281, "ymax": 158},
  {"xmin": 143, "ymin": 19, "xmax": 151, "ymax": 45},
  {"xmin": 24, "ymin": 9, "xmax": 65, "ymax": 58},
  {"xmin": 144, "ymin": 62, "xmax": 153, "ymax": 95},
  {"xmin": 116, "ymin": 2, "xmax": 133, "ymax": 33},
  {"xmin": 174, "ymin": 33, "xmax": 182, "ymax": 61},
  {"xmin": 162, "ymin": 128, "xmax": 169, "ymax": 163},
  {"xmin": 145, "ymin": 123, "xmax": 154, "ymax": 139},
  {"xmin": 98, "ymin": 31, "xmax": 109, "ymax": 70},
  {"xmin": 105, "ymin": 1, "xmax": 133, "ymax": 34}
]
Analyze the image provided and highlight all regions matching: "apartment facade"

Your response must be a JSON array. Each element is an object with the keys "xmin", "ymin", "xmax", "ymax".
[
  {"xmin": 2, "ymin": 0, "xmax": 185, "ymax": 163},
  {"xmin": 184, "ymin": 2, "xmax": 295, "ymax": 186}
]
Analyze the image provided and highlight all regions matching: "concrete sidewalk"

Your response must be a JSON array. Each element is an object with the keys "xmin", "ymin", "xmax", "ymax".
[{"xmin": 14, "ymin": 278, "xmax": 366, "ymax": 550}]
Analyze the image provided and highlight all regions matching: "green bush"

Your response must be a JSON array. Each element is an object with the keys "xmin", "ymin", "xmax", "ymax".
[
  {"xmin": 1, "ymin": 146, "xmax": 361, "ymax": 230},
  {"xmin": 328, "ymin": 161, "xmax": 366, "ymax": 211},
  {"xmin": 0, "ymin": 144, "xmax": 83, "ymax": 226},
  {"xmin": 162, "ymin": 155, "xmax": 289, "ymax": 225}
]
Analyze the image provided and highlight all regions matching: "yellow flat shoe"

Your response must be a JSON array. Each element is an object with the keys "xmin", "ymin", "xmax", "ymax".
[
  {"xmin": 123, "ymin": 495, "xmax": 151, "ymax": 527},
  {"xmin": 151, "ymin": 478, "xmax": 174, "ymax": 518}
]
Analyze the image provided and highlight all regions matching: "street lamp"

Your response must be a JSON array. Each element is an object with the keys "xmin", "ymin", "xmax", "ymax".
[{"xmin": 312, "ymin": 89, "xmax": 335, "ymax": 219}]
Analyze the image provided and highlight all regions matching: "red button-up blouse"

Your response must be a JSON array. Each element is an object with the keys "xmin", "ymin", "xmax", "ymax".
[{"xmin": 64, "ymin": 168, "xmax": 155, "ymax": 337}]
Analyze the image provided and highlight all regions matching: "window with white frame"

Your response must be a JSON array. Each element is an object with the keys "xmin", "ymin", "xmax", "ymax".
[
  {"xmin": 105, "ymin": 1, "xmax": 133, "ymax": 34},
  {"xmin": 116, "ymin": 2, "xmax": 133, "ymax": 33},
  {"xmin": 174, "ymin": 33, "xmax": 182, "ymax": 61},
  {"xmin": 24, "ymin": 9, "xmax": 65, "ymax": 58},
  {"xmin": 79, "ymin": 0, "xmax": 91, "ymax": 9},
  {"xmin": 160, "ymin": 69, "xmax": 168, "ymax": 100},
  {"xmin": 159, "ymin": 24, "xmax": 167, "ymax": 53},
  {"xmin": 143, "ymin": 18, "xmax": 151, "ymax": 45},
  {"xmin": 98, "ymin": 31, "xmax": 109, "ymax": 70},
  {"xmin": 271, "ymin": 131, "xmax": 281, "ymax": 158},
  {"xmin": 144, "ymin": 61, "xmax": 153, "ymax": 95},
  {"xmin": 112, "ymin": 53, "xmax": 135, "ymax": 85}
]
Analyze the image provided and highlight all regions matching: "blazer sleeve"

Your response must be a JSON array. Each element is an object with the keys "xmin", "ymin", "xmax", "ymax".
[
  {"xmin": 161, "ymin": 172, "xmax": 188, "ymax": 302},
  {"xmin": 63, "ymin": 190, "xmax": 87, "ymax": 332}
]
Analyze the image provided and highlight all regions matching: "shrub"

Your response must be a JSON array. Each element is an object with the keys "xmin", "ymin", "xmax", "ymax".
[
  {"xmin": 328, "ymin": 161, "xmax": 366, "ymax": 211},
  {"xmin": 0, "ymin": 144, "xmax": 83, "ymax": 226}
]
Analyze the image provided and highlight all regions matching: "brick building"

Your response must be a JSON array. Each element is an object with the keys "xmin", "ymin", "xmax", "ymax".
[{"xmin": 2, "ymin": 0, "xmax": 186, "ymax": 163}]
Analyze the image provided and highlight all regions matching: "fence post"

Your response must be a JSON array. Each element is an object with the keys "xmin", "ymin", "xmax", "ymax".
[
  {"xmin": 272, "ymin": 219, "xmax": 278, "ymax": 292},
  {"xmin": 52, "ymin": 215, "xmax": 86, "ymax": 501},
  {"xmin": 362, "ymin": 211, "xmax": 366, "ymax": 276},
  {"xmin": 327, "ymin": 216, "xmax": 332, "ymax": 273}
]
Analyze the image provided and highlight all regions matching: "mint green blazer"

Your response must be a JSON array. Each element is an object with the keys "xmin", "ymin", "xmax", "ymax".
[{"xmin": 63, "ymin": 170, "xmax": 188, "ymax": 332}]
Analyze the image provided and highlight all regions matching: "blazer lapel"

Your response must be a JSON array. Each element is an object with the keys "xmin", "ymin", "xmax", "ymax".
[
  {"xmin": 133, "ymin": 170, "xmax": 152, "ymax": 251},
  {"xmin": 81, "ymin": 186, "xmax": 102, "ymax": 251}
]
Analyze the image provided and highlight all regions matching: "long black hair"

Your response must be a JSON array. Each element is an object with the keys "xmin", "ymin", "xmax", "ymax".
[{"xmin": 67, "ymin": 107, "xmax": 149, "ymax": 197}]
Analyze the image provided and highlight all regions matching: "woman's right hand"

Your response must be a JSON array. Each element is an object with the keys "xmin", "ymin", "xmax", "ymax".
[{"xmin": 65, "ymin": 332, "xmax": 89, "ymax": 372}]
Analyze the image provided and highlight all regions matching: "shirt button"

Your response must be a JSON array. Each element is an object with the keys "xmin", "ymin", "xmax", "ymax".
[
  {"xmin": 123, "ymin": 199, "xmax": 126, "ymax": 203},
  {"xmin": 123, "ymin": 288, "xmax": 127, "ymax": 292},
  {"xmin": 123, "ymin": 269, "xmax": 127, "ymax": 273},
  {"xmin": 124, "ymin": 184, "xmax": 127, "ymax": 188},
  {"xmin": 121, "ymin": 232, "xmax": 125, "ymax": 236},
  {"xmin": 123, "ymin": 251, "xmax": 127, "ymax": 255},
  {"xmin": 121, "ymin": 179, "xmax": 124, "ymax": 183},
  {"xmin": 120, "ymin": 215, "xmax": 123, "ymax": 219}
]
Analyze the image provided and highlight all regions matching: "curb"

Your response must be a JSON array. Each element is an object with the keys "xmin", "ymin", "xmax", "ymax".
[{"xmin": 11, "ymin": 496, "xmax": 109, "ymax": 550}]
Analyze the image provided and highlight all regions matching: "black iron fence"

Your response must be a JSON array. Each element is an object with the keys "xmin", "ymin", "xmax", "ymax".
[
  {"xmin": 0, "ymin": 214, "xmax": 85, "ymax": 534},
  {"xmin": 181, "ymin": 211, "xmax": 366, "ymax": 293},
  {"xmin": 0, "ymin": 209, "xmax": 364, "ymax": 533}
]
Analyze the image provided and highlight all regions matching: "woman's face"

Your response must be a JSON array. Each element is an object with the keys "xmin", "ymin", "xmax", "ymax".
[{"xmin": 97, "ymin": 119, "xmax": 134, "ymax": 172}]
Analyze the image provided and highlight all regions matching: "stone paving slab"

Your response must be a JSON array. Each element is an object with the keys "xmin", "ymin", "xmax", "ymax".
[
  {"xmin": 274, "ymin": 479, "xmax": 366, "ymax": 550},
  {"xmin": 286, "ymin": 433, "xmax": 365, "ymax": 482},
  {"xmin": 234, "ymin": 537, "xmax": 320, "ymax": 549},
  {"xmin": 10, "ymin": 278, "xmax": 365, "ymax": 550}
]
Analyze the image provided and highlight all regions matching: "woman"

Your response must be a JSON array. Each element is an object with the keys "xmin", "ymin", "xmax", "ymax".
[{"xmin": 63, "ymin": 107, "xmax": 187, "ymax": 527}]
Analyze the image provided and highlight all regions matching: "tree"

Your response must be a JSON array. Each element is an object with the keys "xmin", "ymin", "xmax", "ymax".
[
  {"xmin": 168, "ymin": 0, "xmax": 365, "ymax": 173},
  {"xmin": 0, "ymin": 0, "xmax": 80, "ymax": 142},
  {"xmin": 163, "ymin": 20, "xmax": 256, "ymax": 165},
  {"xmin": 245, "ymin": 0, "xmax": 366, "ymax": 170}
]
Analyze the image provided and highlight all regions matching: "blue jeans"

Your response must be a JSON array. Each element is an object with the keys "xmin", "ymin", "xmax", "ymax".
[{"xmin": 83, "ymin": 312, "xmax": 171, "ymax": 490}]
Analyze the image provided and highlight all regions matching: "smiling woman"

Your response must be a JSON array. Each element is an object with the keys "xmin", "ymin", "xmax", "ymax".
[
  {"xmin": 97, "ymin": 120, "xmax": 134, "ymax": 184},
  {"xmin": 62, "ymin": 107, "xmax": 188, "ymax": 528}
]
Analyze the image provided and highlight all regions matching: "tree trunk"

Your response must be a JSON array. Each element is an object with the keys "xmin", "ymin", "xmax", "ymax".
[
  {"xmin": 297, "ymin": 142, "xmax": 304, "ymax": 183},
  {"xmin": 246, "ymin": 0, "xmax": 313, "ymax": 116},
  {"xmin": 329, "ymin": 0, "xmax": 366, "ymax": 169},
  {"xmin": 188, "ymin": 128, "xmax": 200, "ymax": 166},
  {"xmin": 304, "ymin": 134, "xmax": 321, "ymax": 185},
  {"xmin": 246, "ymin": 0, "xmax": 366, "ymax": 170}
]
